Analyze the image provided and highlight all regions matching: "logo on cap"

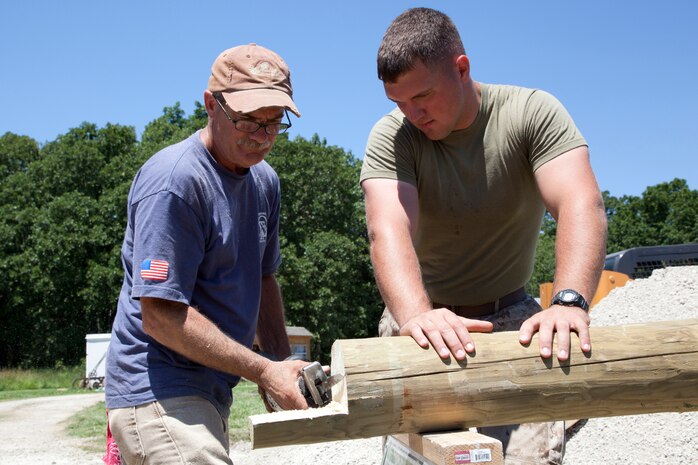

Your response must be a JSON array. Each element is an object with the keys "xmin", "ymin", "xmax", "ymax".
[{"xmin": 250, "ymin": 61, "xmax": 284, "ymax": 80}]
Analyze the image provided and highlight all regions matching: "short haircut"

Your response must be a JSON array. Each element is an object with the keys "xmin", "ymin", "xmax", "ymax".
[{"xmin": 377, "ymin": 8, "xmax": 465, "ymax": 83}]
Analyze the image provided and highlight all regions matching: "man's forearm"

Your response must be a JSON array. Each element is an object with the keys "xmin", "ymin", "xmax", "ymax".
[
  {"xmin": 552, "ymin": 200, "xmax": 607, "ymax": 302},
  {"xmin": 141, "ymin": 297, "xmax": 271, "ymax": 384},
  {"xmin": 363, "ymin": 178, "xmax": 432, "ymax": 328},
  {"xmin": 369, "ymin": 227, "xmax": 432, "ymax": 327}
]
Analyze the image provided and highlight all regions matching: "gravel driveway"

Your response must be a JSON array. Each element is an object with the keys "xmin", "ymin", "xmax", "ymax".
[{"xmin": 0, "ymin": 392, "xmax": 105, "ymax": 465}]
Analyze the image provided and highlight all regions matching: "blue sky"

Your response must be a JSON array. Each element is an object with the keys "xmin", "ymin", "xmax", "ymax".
[{"xmin": 1, "ymin": 1, "xmax": 696, "ymax": 197}]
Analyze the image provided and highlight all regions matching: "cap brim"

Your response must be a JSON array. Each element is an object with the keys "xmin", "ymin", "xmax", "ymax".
[{"xmin": 220, "ymin": 89, "xmax": 301, "ymax": 117}]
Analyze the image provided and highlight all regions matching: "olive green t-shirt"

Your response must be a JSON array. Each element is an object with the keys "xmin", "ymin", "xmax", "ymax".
[{"xmin": 360, "ymin": 83, "xmax": 587, "ymax": 305}]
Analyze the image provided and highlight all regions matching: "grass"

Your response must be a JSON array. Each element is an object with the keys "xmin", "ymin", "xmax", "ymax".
[
  {"xmin": 0, "ymin": 365, "xmax": 84, "ymax": 390},
  {"xmin": 0, "ymin": 387, "xmax": 86, "ymax": 401},
  {"xmin": 1, "ymin": 367, "xmax": 267, "ymax": 450},
  {"xmin": 229, "ymin": 380, "xmax": 268, "ymax": 442},
  {"xmin": 65, "ymin": 400, "xmax": 109, "ymax": 453},
  {"xmin": 0, "ymin": 365, "xmax": 89, "ymax": 401}
]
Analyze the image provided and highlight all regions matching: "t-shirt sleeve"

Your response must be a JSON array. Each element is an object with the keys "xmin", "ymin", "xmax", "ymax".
[
  {"xmin": 130, "ymin": 191, "xmax": 205, "ymax": 304},
  {"xmin": 360, "ymin": 112, "xmax": 418, "ymax": 186},
  {"xmin": 524, "ymin": 90, "xmax": 588, "ymax": 172}
]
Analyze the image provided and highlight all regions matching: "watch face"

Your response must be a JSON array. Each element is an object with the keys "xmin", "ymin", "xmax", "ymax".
[{"xmin": 553, "ymin": 289, "xmax": 588, "ymax": 310}]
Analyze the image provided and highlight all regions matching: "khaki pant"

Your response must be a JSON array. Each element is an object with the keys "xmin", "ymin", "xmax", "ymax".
[
  {"xmin": 109, "ymin": 396, "xmax": 232, "ymax": 465},
  {"xmin": 378, "ymin": 296, "xmax": 565, "ymax": 465}
]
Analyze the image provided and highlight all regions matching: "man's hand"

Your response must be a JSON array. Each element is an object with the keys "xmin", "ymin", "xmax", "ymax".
[
  {"xmin": 399, "ymin": 308, "xmax": 494, "ymax": 361},
  {"xmin": 518, "ymin": 305, "xmax": 591, "ymax": 361},
  {"xmin": 257, "ymin": 358, "xmax": 310, "ymax": 411}
]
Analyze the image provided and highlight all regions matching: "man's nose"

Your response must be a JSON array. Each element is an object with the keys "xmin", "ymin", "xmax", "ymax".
[
  {"xmin": 248, "ymin": 126, "xmax": 271, "ymax": 143},
  {"xmin": 400, "ymin": 102, "xmax": 425, "ymax": 123}
]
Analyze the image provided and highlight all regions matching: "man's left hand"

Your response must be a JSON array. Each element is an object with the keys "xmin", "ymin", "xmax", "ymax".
[{"xmin": 518, "ymin": 306, "xmax": 591, "ymax": 361}]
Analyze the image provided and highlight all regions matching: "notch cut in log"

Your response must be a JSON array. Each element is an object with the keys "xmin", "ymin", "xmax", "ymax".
[{"xmin": 249, "ymin": 318, "xmax": 698, "ymax": 449}]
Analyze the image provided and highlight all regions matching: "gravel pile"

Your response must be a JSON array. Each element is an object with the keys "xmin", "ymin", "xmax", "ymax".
[{"xmin": 563, "ymin": 265, "xmax": 698, "ymax": 464}]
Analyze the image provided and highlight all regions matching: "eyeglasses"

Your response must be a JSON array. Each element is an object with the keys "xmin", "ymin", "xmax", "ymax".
[{"xmin": 214, "ymin": 96, "xmax": 291, "ymax": 135}]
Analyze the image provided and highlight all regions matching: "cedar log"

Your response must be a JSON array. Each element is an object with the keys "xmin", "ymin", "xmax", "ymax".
[{"xmin": 249, "ymin": 318, "xmax": 698, "ymax": 449}]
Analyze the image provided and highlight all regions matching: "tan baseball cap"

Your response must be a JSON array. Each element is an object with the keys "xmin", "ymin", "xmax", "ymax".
[{"xmin": 208, "ymin": 43, "xmax": 300, "ymax": 117}]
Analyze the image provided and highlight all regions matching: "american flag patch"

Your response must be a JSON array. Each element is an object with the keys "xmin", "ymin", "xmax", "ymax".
[{"xmin": 140, "ymin": 259, "xmax": 169, "ymax": 281}]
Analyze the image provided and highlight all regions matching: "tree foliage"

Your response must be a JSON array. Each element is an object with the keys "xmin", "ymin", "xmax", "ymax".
[
  {"xmin": 2, "ymin": 103, "xmax": 695, "ymax": 367},
  {"xmin": 605, "ymin": 179, "xmax": 698, "ymax": 252},
  {"xmin": 0, "ymin": 123, "xmax": 140, "ymax": 366},
  {"xmin": 529, "ymin": 178, "xmax": 698, "ymax": 295},
  {"xmin": 267, "ymin": 135, "xmax": 382, "ymax": 360},
  {"xmin": 0, "ymin": 106, "xmax": 381, "ymax": 367},
  {"xmin": 0, "ymin": 133, "xmax": 39, "ymax": 182},
  {"xmin": 526, "ymin": 219, "xmax": 556, "ymax": 296}
]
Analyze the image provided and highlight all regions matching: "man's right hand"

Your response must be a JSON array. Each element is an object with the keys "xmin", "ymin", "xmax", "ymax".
[
  {"xmin": 399, "ymin": 308, "xmax": 494, "ymax": 361},
  {"xmin": 258, "ymin": 358, "xmax": 310, "ymax": 411}
]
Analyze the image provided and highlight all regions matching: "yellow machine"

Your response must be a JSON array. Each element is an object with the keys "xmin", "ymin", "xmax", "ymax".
[{"xmin": 539, "ymin": 270, "xmax": 631, "ymax": 310}]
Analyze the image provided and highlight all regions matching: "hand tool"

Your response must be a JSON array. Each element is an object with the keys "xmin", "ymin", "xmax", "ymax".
[
  {"xmin": 297, "ymin": 361, "xmax": 343, "ymax": 408},
  {"xmin": 264, "ymin": 358, "xmax": 343, "ymax": 410}
]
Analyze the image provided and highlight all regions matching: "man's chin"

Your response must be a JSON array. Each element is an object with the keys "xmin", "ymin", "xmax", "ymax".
[
  {"xmin": 415, "ymin": 121, "xmax": 449, "ymax": 140},
  {"xmin": 244, "ymin": 151, "xmax": 270, "ymax": 165},
  {"xmin": 422, "ymin": 128, "xmax": 450, "ymax": 141}
]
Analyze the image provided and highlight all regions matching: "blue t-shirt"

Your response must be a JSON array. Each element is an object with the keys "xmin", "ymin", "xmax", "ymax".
[{"xmin": 105, "ymin": 131, "xmax": 281, "ymax": 418}]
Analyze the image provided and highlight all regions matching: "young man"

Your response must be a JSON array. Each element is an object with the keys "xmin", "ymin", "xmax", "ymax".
[
  {"xmin": 105, "ymin": 44, "xmax": 308, "ymax": 465},
  {"xmin": 361, "ymin": 8, "xmax": 607, "ymax": 464}
]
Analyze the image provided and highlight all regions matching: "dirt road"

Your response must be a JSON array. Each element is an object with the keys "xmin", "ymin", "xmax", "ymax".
[{"xmin": 0, "ymin": 392, "xmax": 105, "ymax": 465}]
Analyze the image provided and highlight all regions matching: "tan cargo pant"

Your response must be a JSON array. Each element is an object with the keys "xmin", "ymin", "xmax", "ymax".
[
  {"xmin": 109, "ymin": 395, "xmax": 233, "ymax": 465},
  {"xmin": 378, "ymin": 296, "xmax": 565, "ymax": 465}
]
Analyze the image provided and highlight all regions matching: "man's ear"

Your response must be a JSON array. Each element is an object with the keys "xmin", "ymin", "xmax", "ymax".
[
  {"xmin": 455, "ymin": 55, "xmax": 471, "ymax": 82},
  {"xmin": 203, "ymin": 90, "xmax": 217, "ymax": 117}
]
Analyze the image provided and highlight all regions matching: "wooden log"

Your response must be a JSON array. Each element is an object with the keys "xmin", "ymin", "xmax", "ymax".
[{"xmin": 249, "ymin": 318, "xmax": 698, "ymax": 449}]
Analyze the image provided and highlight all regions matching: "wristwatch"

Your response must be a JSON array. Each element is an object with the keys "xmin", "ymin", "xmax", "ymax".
[{"xmin": 551, "ymin": 289, "xmax": 589, "ymax": 311}]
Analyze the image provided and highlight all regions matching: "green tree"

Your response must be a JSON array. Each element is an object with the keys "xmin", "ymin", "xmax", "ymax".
[
  {"xmin": 3, "ymin": 99, "xmax": 693, "ymax": 368},
  {"xmin": 0, "ymin": 104, "xmax": 384, "ymax": 367},
  {"xmin": 267, "ymin": 134, "xmax": 382, "ymax": 361},
  {"xmin": 527, "ymin": 210, "xmax": 559, "ymax": 297},
  {"xmin": 17, "ymin": 192, "xmax": 105, "ymax": 365},
  {"xmin": 139, "ymin": 102, "xmax": 208, "ymax": 157},
  {"xmin": 0, "ymin": 122, "xmax": 140, "ymax": 366},
  {"xmin": 0, "ymin": 132, "xmax": 40, "ymax": 182},
  {"xmin": 528, "ymin": 178, "xmax": 697, "ymax": 297},
  {"xmin": 0, "ymin": 133, "xmax": 45, "ymax": 365},
  {"xmin": 606, "ymin": 179, "xmax": 698, "ymax": 253}
]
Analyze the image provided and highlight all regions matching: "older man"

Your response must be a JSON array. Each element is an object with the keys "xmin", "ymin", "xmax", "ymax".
[{"xmin": 106, "ymin": 44, "xmax": 307, "ymax": 465}]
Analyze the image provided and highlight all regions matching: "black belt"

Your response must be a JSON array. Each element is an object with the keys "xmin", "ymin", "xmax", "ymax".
[{"xmin": 433, "ymin": 287, "xmax": 527, "ymax": 318}]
